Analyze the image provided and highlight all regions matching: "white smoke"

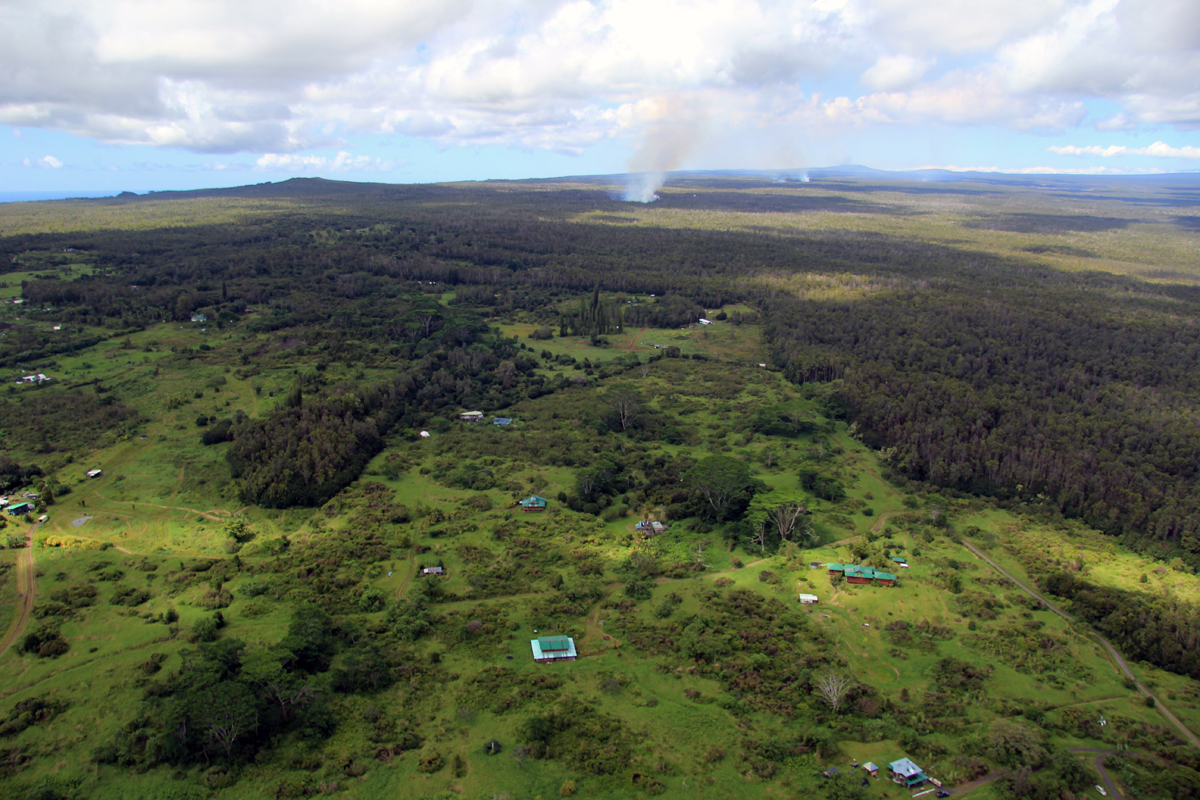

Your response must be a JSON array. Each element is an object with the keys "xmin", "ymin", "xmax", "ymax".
[{"xmin": 621, "ymin": 99, "xmax": 705, "ymax": 203}]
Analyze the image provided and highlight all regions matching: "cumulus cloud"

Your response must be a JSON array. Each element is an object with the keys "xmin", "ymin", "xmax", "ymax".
[
  {"xmin": 1049, "ymin": 141, "xmax": 1200, "ymax": 158},
  {"xmin": 0, "ymin": 0, "xmax": 1196, "ymax": 162}
]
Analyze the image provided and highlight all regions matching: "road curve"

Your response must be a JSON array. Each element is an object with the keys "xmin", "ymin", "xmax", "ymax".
[
  {"xmin": 0, "ymin": 522, "xmax": 40, "ymax": 659},
  {"xmin": 962, "ymin": 539, "xmax": 1200, "ymax": 750}
]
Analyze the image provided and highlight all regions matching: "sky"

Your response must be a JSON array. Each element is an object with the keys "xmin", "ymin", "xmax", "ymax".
[{"xmin": 1, "ymin": 0, "xmax": 1198, "ymax": 197}]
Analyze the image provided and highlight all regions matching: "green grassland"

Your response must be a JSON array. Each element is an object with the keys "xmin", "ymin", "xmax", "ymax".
[{"xmin": 1, "ymin": 313, "xmax": 1193, "ymax": 800}]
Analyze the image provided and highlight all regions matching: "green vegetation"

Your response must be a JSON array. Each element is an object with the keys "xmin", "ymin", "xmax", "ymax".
[{"xmin": 0, "ymin": 174, "xmax": 1198, "ymax": 799}]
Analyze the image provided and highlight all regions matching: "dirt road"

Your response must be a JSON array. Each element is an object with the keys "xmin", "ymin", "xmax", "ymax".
[
  {"xmin": 0, "ymin": 521, "xmax": 40, "ymax": 659},
  {"xmin": 962, "ymin": 539, "xmax": 1200, "ymax": 750}
]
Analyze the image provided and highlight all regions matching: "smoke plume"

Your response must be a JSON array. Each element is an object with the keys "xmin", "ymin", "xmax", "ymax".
[{"xmin": 622, "ymin": 102, "xmax": 704, "ymax": 203}]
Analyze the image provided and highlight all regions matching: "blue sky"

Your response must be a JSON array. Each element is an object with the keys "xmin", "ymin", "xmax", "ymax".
[{"xmin": 1, "ymin": 0, "xmax": 1198, "ymax": 197}]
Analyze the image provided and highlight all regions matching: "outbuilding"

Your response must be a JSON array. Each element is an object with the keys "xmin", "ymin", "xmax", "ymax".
[
  {"xmin": 86, "ymin": 469, "xmax": 102, "ymax": 478},
  {"xmin": 5, "ymin": 502, "xmax": 34, "ymax": 516},
  {"xmin": 799, "ymin": 593, "xmax": 819, "ymax": 604},
  {"xmin": 460, "ymin": 411, "xmax": 484, "ymax": 423},
  {"xmin": 862, "ymin": 762, "xmax": 879, "ymax": 777},
  {"xmin": 531, "ymin": 635, "xmax": 577, "ymax": 663}
]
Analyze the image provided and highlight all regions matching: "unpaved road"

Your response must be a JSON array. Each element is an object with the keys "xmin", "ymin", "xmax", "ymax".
[
  {"xmin": 962, "ymin": 539, "xmax": 1200, "ymax": 750},
  {"xmin": 0, "ymin": 521, "xmax": 41, "ymax": 659}
]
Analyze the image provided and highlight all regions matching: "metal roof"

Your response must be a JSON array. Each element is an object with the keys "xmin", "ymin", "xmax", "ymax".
[{"xmin": 889, "ymin": 758, "xmax": 925, "ymax": 777}]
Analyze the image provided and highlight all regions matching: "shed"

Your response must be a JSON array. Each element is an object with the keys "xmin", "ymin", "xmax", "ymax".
[
  {"xmin": 5, "ymin": 502, "xmax": 33, "ymax": 515},
  {"xmin": 531, "ymin": 635, "xmax": 577, "ymax": 663},
  {"xmin": 888, "ymin": 758, "xmax": 928, "ymax": 787},
  {"xmin": 823, "ymin": 766, "xmax": 841, "ymax": 778},
  {"xmin": 892, "ymin": 556, "xmax": 908, "ymax": 564},
  {"xmin": 799, "ymin": 593, "xmax": 819, "ymax": 604},
  {"xmin": 863, "ymin": 762, "xmax": 879, "ymax": 777},
  {"xmin": 698, "ymin": 318, "xmax": 713, "ymax": 325},
  {"xmin": 86, "ymin": 469, "xmax": 103, "ymax": 478},
  {"xmin": 420, "ymin": 566, "xmax": 444, "ymax": 576},
  {"xmin": 519, "ymin": 495, "xmax": 547, "ymax": 512},
  {"xmin": 492, "ymin": 417, "xmax": 513, "ymax": 426},
  {"xmin": 460, "ymin": 411, "xmax": 484, "ymax": 423}
]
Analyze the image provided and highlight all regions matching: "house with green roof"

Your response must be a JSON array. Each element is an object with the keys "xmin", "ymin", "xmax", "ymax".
[
  {"xmin": 531, "ymin": 635, "xmax": 577, "ymax": 663},
  {"xmin": 827, "ymin": 563, "xmax": 897, "ymax": 586},
  {"xmin": 519, "ymin": 495, "xmax": 547, "ymax": 512}
]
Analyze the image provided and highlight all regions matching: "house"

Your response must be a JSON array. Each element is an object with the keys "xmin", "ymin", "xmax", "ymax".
[
  {"xmin": 863, "ymin": 762, "xmax": 879, "ymax": 777},
  {"xmin": 635, "ymin": 520, "xmax": 668, "ymax": 535},
  {"xmin": 519, "ymin": 495, "xmax": 547, "ymax": 512},
  {"xmin": 420, "ymin": 566, "xmax": 444, "ymax": 576},
  {"xmin": 531, "ymin": 635, "xmax": 577, "ymax": 663},
  {"xmin": 86, "ymin": 469, "xmax": 103, "ymax": 478},
  {"xmin": 828, "ymin": 563, "xmax": 897, "ymax": 586},
  {"xmin": 5, "ymin": 502, "xmax": 34, "ymax": 516},
  {"xmin": 799, "ymin": 593, "xmax": 819, "ymax": 604},
  {"xmin": 888, "ymin": 758, "xmax": 928, "ymax": 788},
  {"xmin": 460, "ymin": 411, "xmax": 484, "ymax": 423},
  {"xmin": 492, "ymin": 417, "xmax": 513, "ymax": 427}
]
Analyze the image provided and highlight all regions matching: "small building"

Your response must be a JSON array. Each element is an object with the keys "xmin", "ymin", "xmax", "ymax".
[
  {"xmin": 492, "ymin": 417, "xmax": 513, "ymax": 427},
  {"xmin": 5, "ymin": 502, "xmax": 34, "ymax": 516},
  {"xmin": 190, "ymin": 313, "xmax": 207, "ymax": 323},
  {"xmin": 863, "ymin": 762, "xmax": 879, "ymax": 777},
  {"xmin": 823, "ymin": 766, "xmax": 841, "ymax": 778},
  {"xmin": 420, "ymin": 566, "xmax": 444, "ymax": 576},
  {"xmin": 460, "ymin": 411, "xmax": 484, "ymax": 423},
  {"xmin": 892, "ymin": 556, "xmax": 907, "ymax": 564},
  {"xmin": 519, "ymin": 495, "xmax": 547, "ymax": 512},
  {"xmin": 799, "ymin": 593, "xmax": 819, "ymax": 604},
  {"xmin": 698, "ymin": 318, "xmax": 713, "ymax": 325},
  {"xmin": 635, "ymin": 520, "xmax": 667, "ymax": 535},
  {"xmin": 531, "ymin": 635, "xmax": 577, "ymax": 663},
  {"xmin": 888, "ymin": 758, "xmax": 928, "ymax": 788},
  {"xmin": 37, "ymin": 514, "xmax": 48, "ymax": 523},
  {"xmin": 419, "ymin": 430, "xmax": 431, "ymax": 438},
  {"xmin": 827, "ymin": 563, "xmax": 844, "ymax": 575},
  {"xmin": 86, "ymin": 469, "xmax": 103, "ymax": 478}
]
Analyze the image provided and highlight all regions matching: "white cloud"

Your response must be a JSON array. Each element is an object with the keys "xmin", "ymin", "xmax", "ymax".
[
  {"xmin": 1049, "ymin": 141, "xmax": 1200, "ymax": 158},
  {"xmin": 22, "ymin": 155, "xmax": 64, "ymax": 168},
  {"xmin": 255, "ymin": 150, "xmax": 394, "ymax": 171},
  {"xmin": 0, "ymin": 0, "xmax": 1197, "ymax": 162}
]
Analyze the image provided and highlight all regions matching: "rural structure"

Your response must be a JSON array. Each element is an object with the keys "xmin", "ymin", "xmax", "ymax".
[
  {"xmin": 827, "ymin": 563, "xmax": 898, "ymax": 586},
  {"xmin": 519, "ymin": 495, "xmax": 547, "ymax": 512},
  {"xmin": 530, "ymin": 635, "xmax": 576, "ymax": 663},
  {"xmin": 888, "ymin": 757, "xmax": 928, "ymax": 788}
]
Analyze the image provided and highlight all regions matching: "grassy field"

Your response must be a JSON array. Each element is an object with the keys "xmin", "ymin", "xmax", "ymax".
[{"xmin": 3, "ymin": 331, "xmax": 1191, "ymax": 798}]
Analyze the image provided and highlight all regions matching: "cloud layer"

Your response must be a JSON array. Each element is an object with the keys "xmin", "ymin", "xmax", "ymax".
[{"xmin": 1, "ymin": 0, "xmax": 1197, "ymax": 164}]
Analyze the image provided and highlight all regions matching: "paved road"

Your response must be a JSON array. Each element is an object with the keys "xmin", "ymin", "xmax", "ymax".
[
  {"xmin": 0, "ymin": 520, "xmax": 41, "ymax": 659},
  {"xmin": 962, "ymin": 539, "xmax": 1200, "ymax": 750}
]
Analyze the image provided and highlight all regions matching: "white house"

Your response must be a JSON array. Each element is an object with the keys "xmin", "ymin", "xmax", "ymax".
[{"xmin": 799, "ymin": 593, "xmax": 819, "ymax": 604}]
